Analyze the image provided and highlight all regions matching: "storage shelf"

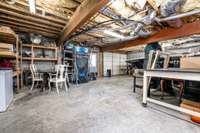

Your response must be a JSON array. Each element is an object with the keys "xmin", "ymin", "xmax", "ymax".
[
  {"xmin": 0, "ymin": 29, "xmax": 21, "ymax": 92},
  {"xmin": 22, "ymin": 44, "xmax": 57, "ymax": 50}
]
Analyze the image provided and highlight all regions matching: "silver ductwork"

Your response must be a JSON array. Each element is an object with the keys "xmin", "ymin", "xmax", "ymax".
[{"xmin": 155, "ymin": 9, "xmax": 200, "ymax": 22}]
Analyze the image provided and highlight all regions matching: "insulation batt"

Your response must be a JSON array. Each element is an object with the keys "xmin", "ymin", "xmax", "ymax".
[
  {"xmin": 181, "ymin": 0, "xmax": 200, "ymax": 12},
  {"xmin": 160, "ymin": 0, "xmax": 186, "ymax": 17}
]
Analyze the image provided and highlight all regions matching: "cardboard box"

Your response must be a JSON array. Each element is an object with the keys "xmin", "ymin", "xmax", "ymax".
[{"xmin": 180, "ymin": 57, "xmax": 200, "ymax": 69}]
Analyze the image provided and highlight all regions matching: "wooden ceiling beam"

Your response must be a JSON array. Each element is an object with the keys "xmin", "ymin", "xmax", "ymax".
[
  {"xmin": 0, "ymin": 8, "xmax": 64, "ymax": 29},
  {"xmin": 0, "ymin": 15, "xmax": 60, "ymax": 32},
  {"xmin": 0, "ymin": 2, "xmax": 66, "ymax": 25},
  {"xmin": 0, "ymin": 23, "xmax": 58, "ymax": 38},
  {"xmin": 15, "ymin": 1, "xmax": 69, "ymax": 21},
  {"xmin": 59, "ymin": 0, "xmax": 110, "ymax": 45},
  {"xmin": 102, "ymin": 21, "xmax": 200, "ymax": 51},
  {"xmin": 0, "ymin": 20, "xmax": 59, "ymax": 34}
]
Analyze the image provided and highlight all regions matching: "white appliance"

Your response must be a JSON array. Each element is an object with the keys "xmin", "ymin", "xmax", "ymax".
[{"xmin": 0, "ymin": 70, "xmax": 13, "ymax": 112}]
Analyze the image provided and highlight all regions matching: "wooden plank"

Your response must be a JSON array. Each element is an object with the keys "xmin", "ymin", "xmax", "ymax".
[
  {"xmin": 0, "ymin": 30, "xmax": 16, "ymax": 44},
  {"xmin": 59, "ymin": 0, "xmax": 109, "ymax": 45},
  {"xmin": 0, "ymin": 2, "xmax": 67, "ymax": 25},
  {"xmin": 0, "ymin": 51, "xmax": 16, "ymax": 58},
  {"xmin": 22, "ymin": 57, "xmax": 57, "ymax": 61},
  {"xmin": 15, "ymin": 1, "xmax": 69, "ymax": 21},
  {"xmin": 0, "ymin": 8, "xmax": 64, "ymax": 29},
  {"xmin": 102, "ymin": 21, "xmax": 200, "ymax": 51},
  {"xmin": 23, "ymin": 44, "xmax": 57, "ymax": 50},
  {"xmin": 0, "ymin": 23, "xmax": 58, "ymax": 38},
  {"xmin": 0, "ymin": 15, "xmax": 61, "ymax": 32},
  {"xmin": 0, "ymin": 20, "xmax": 59, "ymax": 34}
]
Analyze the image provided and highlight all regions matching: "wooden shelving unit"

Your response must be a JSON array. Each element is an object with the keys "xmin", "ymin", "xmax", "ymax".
[
  {"xmin": 20, "ymin": 43, "xmax": 58, "ymax": 87},
  {"xmin": 0, "ymin": 30, "xmax": 21, "ymax": 92},
  {"xmin": 21, "ymin": 44, "xmax": 58, "ymax": 64}
]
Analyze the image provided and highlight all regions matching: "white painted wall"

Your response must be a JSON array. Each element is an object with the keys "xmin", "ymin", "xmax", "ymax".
[{"xmin": 103, "ymin": 52, "xmax": 127, "ymax": 76}]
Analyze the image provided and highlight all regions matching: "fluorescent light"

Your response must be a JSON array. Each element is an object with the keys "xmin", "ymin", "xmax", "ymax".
[
  {"xmin": 111, "ymin": 0, "xmax": 124, "ymax": 11},
  {"xmin": 104, "ymin": 30, "xmax": 125, "ymax": 39},
  {"xmin": 28, "ymin": 0, "xmax": 36, "ymax": 14}
]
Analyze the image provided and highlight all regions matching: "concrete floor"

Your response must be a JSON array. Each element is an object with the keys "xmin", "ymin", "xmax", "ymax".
[{"xmin": 0, "ymin": 76, "xmax": 199, "ymax": 133}]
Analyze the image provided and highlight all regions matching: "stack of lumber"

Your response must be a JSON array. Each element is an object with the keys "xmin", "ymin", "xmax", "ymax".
[
  {"xmin": 0, "ymin": 43, "xmax": 13, "ymax": 52},
  {"xmin": 0, "ymin": 26, "xmax": 15, "ymax": 35},
  {"xmin": 181, "ymin": 99, "xmax": 200, "ymax": 123}
]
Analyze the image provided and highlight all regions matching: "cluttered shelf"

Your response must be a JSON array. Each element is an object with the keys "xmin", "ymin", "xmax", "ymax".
[{"xmin": 22, "ymin": 44, "xmax": 57, "ymax": 50}]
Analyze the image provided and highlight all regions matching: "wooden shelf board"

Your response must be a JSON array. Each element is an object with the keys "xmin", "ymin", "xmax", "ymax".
[
  {"xmin": 64, "ymin": 50, "xmax": 73, "ymax": 53},
  {"xmin": 22, "ymin": 57, "xmax": 57, "ymax": 61},
  {"xmin": 64, "ymin": 58, "xmax": 73, "ymax": 60},
  {"xmin": 0, "ymin": 51, "xmax": 16, "ymax": 58},
  {"xmin": 34, "ymin": 58, "xmax": 57, "ymax": 61},
  {"xmin": 23, "ymin": 44, "xmax": 57, "ymax": 50}
]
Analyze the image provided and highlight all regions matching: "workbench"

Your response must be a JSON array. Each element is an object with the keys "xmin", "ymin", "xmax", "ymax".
[{"xmin": 142, "ymin": 68, "xmax": 200, "ymax": 117}]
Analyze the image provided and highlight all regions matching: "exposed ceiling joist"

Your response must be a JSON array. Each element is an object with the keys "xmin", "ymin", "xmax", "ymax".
[
  {"xmin": 15, "ymin": 1, "xmax": 68, "ymax": 21},
  {"xmin": 102, "ymin": 21, "xmax": 200, "ymax": 51},
  {"xmin": 0, "ymin": 2, "xmax": 66, "ymax": 25},
  {"xmin": 0, "ymin": 15, "xmax": 60, "ymax": 32},
  {"xmin": 59, "ymin": 0, "xmax": 110, "ymax": 45},
  {"xmin": 0, "ymin": 20, "xmax": 59, "ymax": 34},
  {"xmin": 0, "ymin": 23, "xmax": 58, "ymax": 38},
  {"xmin": 0, "ymin": 8, "xmax": 64, "ymax": 29}
]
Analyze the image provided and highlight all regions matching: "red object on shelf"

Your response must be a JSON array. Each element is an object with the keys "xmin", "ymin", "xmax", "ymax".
[{"xmin": 0, "ymin": 60, "xmax": 13, "ymax": 68}]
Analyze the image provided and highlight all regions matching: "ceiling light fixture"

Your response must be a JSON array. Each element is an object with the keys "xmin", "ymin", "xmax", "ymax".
[
  {"xmin": 28, "ymin": 0, "xmax": 36, "ymax": 14},
  {"xmin": 111, "ymin": 0, "xmax": 124, "ymax": 11},
  {"xmin": 104, "ymin": 30, "xmax": 125, "ymax": 39}
]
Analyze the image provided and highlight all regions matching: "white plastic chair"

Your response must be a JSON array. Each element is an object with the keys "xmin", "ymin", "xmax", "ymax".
[
  {"xmin": 48, "ymin": 65, "xmax": 68, "ymax": 94},
  {"xmin": 30, "ymin": 64, "xmax": 43, "ymax": 90}
]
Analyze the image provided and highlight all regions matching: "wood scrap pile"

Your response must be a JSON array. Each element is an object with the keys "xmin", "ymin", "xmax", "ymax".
[
  {"xmin": 0, "ymin": 26, "xmax": 15, "ymax": 35},
  {"xmin": 181, "ymin": 99, "xmax": 200, "ymax": 123}
]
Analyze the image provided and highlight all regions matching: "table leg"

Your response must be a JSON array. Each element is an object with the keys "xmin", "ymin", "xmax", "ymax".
[
  {"xmin": 142, "ymin": 73, "xmax": 148, "ymax": 107},
  {"xmin": 133, "ymin": 76, "xmax": 136, "ymax": 93}
]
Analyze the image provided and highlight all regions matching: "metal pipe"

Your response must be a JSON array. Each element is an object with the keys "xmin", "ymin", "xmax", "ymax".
[{"xmin": 155, "ymin": 9, "xmax": 200, "ymax": 22}]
